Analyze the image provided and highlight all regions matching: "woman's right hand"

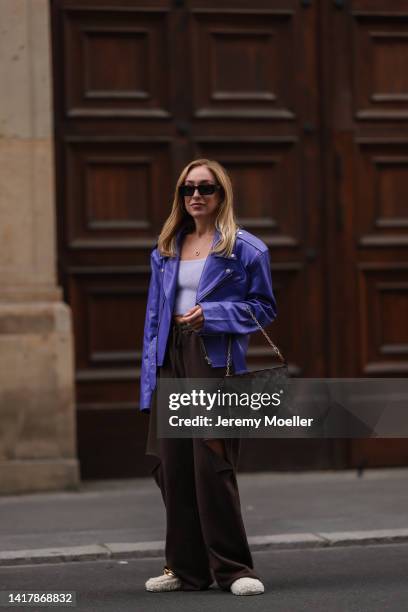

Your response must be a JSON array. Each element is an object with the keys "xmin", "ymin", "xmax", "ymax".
[{"xmin": 176, "ymin": 305, "xmax": 204, "ymax": 331}]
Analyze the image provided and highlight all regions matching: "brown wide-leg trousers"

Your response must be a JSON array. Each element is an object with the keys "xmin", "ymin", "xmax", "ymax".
[{"xmin": 145, "ymin": 320, "xmax": 260, "ymax": 591}]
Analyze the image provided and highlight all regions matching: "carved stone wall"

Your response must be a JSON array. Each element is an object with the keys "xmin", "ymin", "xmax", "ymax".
[{"xmin": 0, "ymin": 0, "xmax": 79, "ymax": 493}]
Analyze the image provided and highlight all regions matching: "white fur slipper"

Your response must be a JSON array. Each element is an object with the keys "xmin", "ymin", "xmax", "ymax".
[
  {"xmin": 145, "ymin": 566, "xmax": 182, "ymax": 592},
  {"xmin": 230, "ymin": 577, "xmax": 265, "ymax": 595}
]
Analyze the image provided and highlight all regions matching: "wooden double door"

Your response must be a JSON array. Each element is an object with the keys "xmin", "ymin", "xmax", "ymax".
[{"xmin": 51, "ymin": 0, "xmax": 408, "ymax": 478}]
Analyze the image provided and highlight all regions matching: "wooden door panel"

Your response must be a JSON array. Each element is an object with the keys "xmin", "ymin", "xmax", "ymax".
[
  {"xmin": 356, "ymin": 141, "xmax": 408, "ymax": 248},
  {"xmin": 190, "ymin": 9, "xmax": 295, "ymax": 119},
  {"xmin": 69, "ymin": 268, "xmax": 149, "ymax": 373},
  {"xmin": 63, "ymin": 4, "xmax": 171, "ymax": 118},
  {"xmin": 358, "ymin": 264, "xmax": 408, "ymax": 375},
  {"xmin": 329, "ymin": 0, "xmax": 408, "ymax": 467},
  {"xmin": 352, "ymin": 11, "xmax": 408, "ymax": 121},
  {"xmin": 65, "ymin": 140, "xmax": 172, "ymax": 247}
]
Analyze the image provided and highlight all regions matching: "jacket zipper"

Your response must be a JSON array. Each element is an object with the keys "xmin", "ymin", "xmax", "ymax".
[
  {"xmin": 197, "ymin": 269, "xmax": 235, "ymax": 366},
  {"xmin": 197, "ymin": 270, "xmax": 234, "ymax": 302}
]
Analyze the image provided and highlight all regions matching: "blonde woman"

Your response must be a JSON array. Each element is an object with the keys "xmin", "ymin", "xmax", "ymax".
[{"xmin": 140, "ymin": 159, "xmax": 277, "ymax": 595}]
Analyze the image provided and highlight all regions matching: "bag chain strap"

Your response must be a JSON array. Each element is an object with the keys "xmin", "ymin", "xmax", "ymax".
[{"xmin": 226, "ymin": 305, "xmax": 285, "ymax": 377}]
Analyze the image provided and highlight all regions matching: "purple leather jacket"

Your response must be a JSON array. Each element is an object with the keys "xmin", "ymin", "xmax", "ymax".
[{"xmin": 139, "ymin": 225, "xmax": 277, "ymax": 412}]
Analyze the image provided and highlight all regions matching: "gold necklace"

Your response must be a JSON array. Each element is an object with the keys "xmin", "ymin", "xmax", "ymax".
[{"xmin": 194, "ymin": 232, "xmax": 214, "ymax": 256}]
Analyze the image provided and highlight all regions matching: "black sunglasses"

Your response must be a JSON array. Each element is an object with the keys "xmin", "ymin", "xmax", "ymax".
[{"xmin": 179, "ymin": 183, "xmax": 222, "ymax": 197}]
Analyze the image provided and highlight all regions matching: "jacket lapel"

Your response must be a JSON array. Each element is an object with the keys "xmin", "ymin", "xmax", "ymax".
[
  {"xmin": 162, "ymin": 229, "xmax": 182, "ymax": 303},
  {"xmin": 196, "ymin": 231, "xmax": 235, "ymax": 301}
]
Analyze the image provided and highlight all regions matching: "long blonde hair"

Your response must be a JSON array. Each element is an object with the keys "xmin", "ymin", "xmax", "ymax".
[{"xmin": 157, "ymin": 159, "xmax": 240, "ymax": 257}]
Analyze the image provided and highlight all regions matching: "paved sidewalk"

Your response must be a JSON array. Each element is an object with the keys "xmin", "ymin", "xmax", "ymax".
[{"xmin": 1, "ymin": 468, "xmax": 407, "ymax": 566}]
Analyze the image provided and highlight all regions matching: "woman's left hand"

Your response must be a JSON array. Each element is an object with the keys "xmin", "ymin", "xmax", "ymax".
[{"xmin": 180, "ymin": 305, "xmax": 204, "ymax": 331}]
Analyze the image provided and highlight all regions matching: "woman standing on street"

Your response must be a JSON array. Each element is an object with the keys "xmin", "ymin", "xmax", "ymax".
[{"xmin": 139, "ymin": 158, "xmax": 277, "ymax": 596}]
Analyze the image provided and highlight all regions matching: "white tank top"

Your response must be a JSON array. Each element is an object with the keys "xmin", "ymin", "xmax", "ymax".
[{"xmin": 173, "ymin": 258, "xmax": 206, "ymax": 315}]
